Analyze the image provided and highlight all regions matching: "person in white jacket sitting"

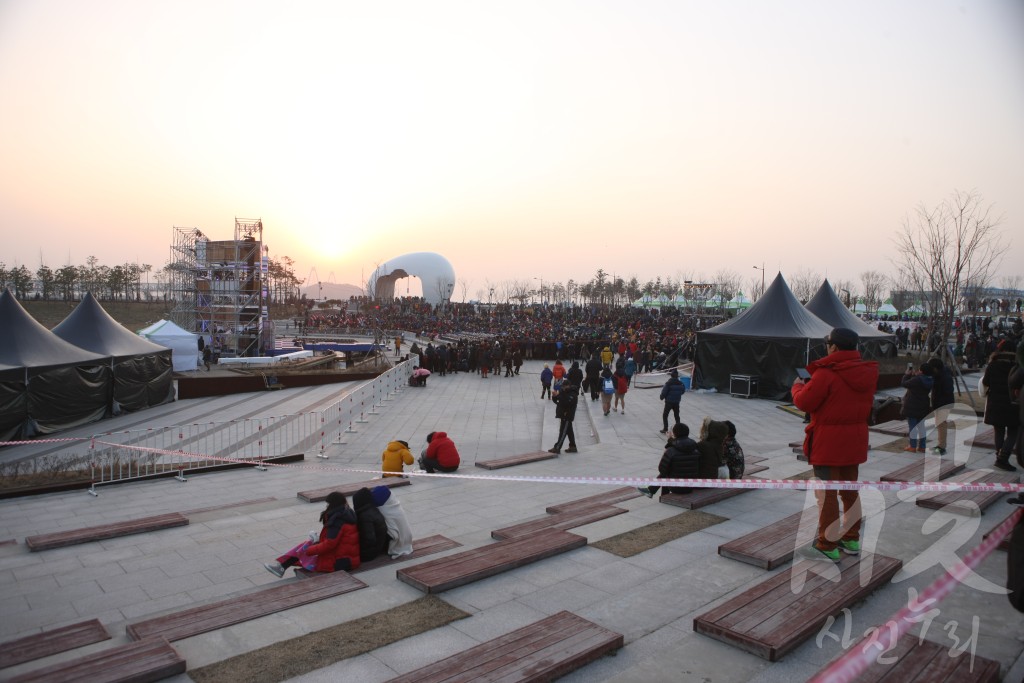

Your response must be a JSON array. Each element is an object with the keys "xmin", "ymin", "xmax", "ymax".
[{"xmin": 370, "ymin": 486, "xmax": 413, "ymax": 559}]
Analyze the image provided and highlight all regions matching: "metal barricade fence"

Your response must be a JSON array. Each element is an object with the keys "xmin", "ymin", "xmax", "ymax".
[{"xmin": 86, "ymin": 360, "xmax": 414, "ymax": 494}]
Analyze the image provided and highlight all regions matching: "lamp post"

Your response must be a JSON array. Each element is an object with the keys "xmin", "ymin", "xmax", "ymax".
[
  {"xmin": 533, "ymin": 277, "xmax": 543, "ymax": 304},
  {"xmin": 752, "ymin": 264, "xmax": 765, "ymax": 298}
]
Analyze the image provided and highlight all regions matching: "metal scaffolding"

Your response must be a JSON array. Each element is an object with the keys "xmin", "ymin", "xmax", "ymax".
[{"xmin": 168, "ymin": 219, "xmax": 269, "ymax": 358}]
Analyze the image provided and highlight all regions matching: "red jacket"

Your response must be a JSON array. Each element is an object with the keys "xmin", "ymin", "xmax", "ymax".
[
  {"xmin": 426, "ymin": 431, "xmax": 461, "ymax": 469},
  {"xmin": 791, "ymin": 350, "xmax": 878, "ymax": 467},
  {"xmin": 306, "ymin": 507, "xmax": 361, "ymax": 572}
]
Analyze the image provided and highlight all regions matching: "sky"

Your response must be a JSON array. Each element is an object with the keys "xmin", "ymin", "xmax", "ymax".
[{"xmin": 1, "ymin": 0, "xmax": 1022, "ymax": 301}]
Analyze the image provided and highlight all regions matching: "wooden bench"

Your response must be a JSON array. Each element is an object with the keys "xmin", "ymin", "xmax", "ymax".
[
  {"xmin": 126, "ymin": 570, "xmax": 366, "ymax": 642},
  {"xmin": 475, "ymin": 451, "xmax": 559, "ymax": 470},
  {"xmin": 545, "ymin": 486, "xmax": 641, "ymax": 514},
  {"xmin": 24, "ymin": 513, "xmax": 189, "ymax": 552},
  {"xmin": 694, "ymin": 552, "xmax": 902, "ymax": 661},
  {"xmin": 659, "ymin": 467, "xmax": 767, "ymax": 510},
  {"xmin": 297, "ymin": 477, "xmax": 410, "ymax": 503},
  {"xmin": 965, "ymin": 427, "xmax": 996, "ymax": 450},
  {"xmin": 6, "ymin": 637, "xmax": 184, "ymax": 683},
  {"xmin": 820, "ymin": 632, "xmax": 1000, "ymax": 682},
  {"xmin": 915, "ymin": 469, "xmax": 1019, "ymax": 517},
  {"xmin": 0, "ymin": 619, "xmax": 110, "ymax": 669},
  {"xmin": 717, "ymin": 510, "xmax": 818, "ymax": 570},
  {"xmin": 397, "ymin": 529, "xmax": 587, "ymax": 594},
  {"xmin": 869, "ymin": 420, "xmax": 909, "ymax": 436},
  {"xmin": 385, "ymin": 610, "xmax": 623, "ymax": 683},
  {"xmin": 492, "ymin": 505, "xmax": 627, "ymax": 540},
  {"xmin": 880, "ymin": 458, "xmax": 965, "ymax": 482}
]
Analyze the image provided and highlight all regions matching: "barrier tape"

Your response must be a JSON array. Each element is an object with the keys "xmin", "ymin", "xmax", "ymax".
[
  {"xmin": 808, "ymin": 505, "xmax": 1022, "ymax": 683},
  {"xmin": 89, "ymin": 440, "xmax": 1024, "ymax": 494}
]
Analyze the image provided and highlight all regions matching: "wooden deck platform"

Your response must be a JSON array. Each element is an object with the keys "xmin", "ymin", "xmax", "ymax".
[
  {"xmin": 659, "ymin": 467, "xmax": 767, "ymax": 510},
  {"xmin": 384, "ymin": 611, "xmax": 623, "ymax": 683},
  {"xmin": 693, "ymin": 552, "xmax": 902, "ymax": 661},
  {"xmin": 492, "ymin": 505, "xmax": 627, "ymax": 540},
  {"xmin": 475, "ymin": 450, "xmax": 559, "ymax": 470},
  {"xmin": 915, "ymin": 469, "xmax": 1019, "ymax": 516},
  {"xmin": 6, "ymin": 637, "xmax": 184, "ymax": 683},
  {"xmin": 126, "ymin": 570, "xmax": 367, "ymax": 642},
  {"xmin": 297, "ymin": 477, "xmax": 410, "ymax": 503},
  {"xmin": 823, "ymin": 632, "xmax": 1000, "ymax": 682},
  {"xmin": 0, "ymin": 619, "xmax": 110, "ymax": 669},
  {"xmin": 880, "ymin": 457, "xmax": 966, "ymax": 482},
  {"xmin": 546, "ymin": 486, "xmax": 641, "ymax": 514},
  {"xmin": 717, "ymin": 510, "xmax": 818, "ymax": 570},
  {"xmin": 24, "ymin": 513, "xmax": 189, "ymax": 552},
  {"xmin": 869, "ymin": 420, "xmax": 909, "ymax": 436},
  {"xmin": 396, "ymin": 529, "xmax": 586, "ymax": 594}
]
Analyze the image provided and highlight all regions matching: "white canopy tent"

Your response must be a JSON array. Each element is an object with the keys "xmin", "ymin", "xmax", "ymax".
[{"xmin": 138, "ymin": 320, "xmax": 199, "ymax": 372}]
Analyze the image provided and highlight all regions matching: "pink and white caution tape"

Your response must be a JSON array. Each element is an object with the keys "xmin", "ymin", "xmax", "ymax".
[
  {"xmin": 88, "ymin": 440, "xmax": 1024, "ymax": 494},
  {"xmin": 808, "ymin": 505, "xmax": 1022, "ymax": 683}
]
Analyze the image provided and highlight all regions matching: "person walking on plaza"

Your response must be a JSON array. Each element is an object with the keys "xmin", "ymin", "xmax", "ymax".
[
  {"xmin": 791, "ymin": 327, "xmax": 879, "ymax": 563},
  {"xmin": 659, "ymin": 369, "xmax": 686, "ymax": 433},
  {"xmin": 585, "ymin": 355, "xmax": 602, "ymax": 401},
  {"xmin": 982, "ymin": 340, "xmax": 1020, "ymax": 471},
  {"xmin": 540, "ymin": 364, "xmax": 553, "ymax": 399},
  {"xmin": 600, "ymin": 365, "xmax": 614, "ymax": 416},
  {"xmin": 612, "ymin": 365, "xmax": 629, "ymax": 414},
  {"xmin": 900, "ymin": 363, "xmax": 934, "ymax": 453},
  {"xmin": 549, "ymin": 378, "xmax": 579, "ymax": 454}
]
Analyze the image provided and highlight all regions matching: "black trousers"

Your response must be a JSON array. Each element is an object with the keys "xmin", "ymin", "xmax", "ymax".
[
  {"xmin": 662, "ymin": 402, "xmax": 680, "ymax": 430},
  {"xmin": 553, "ymin": 420, "xmax": 576, "ymax": 450}
]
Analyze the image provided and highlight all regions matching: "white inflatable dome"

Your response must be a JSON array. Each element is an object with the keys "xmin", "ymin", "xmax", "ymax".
[{"xmin": 368, "ymin": 252, "xmax": 456, "ymax": 306}]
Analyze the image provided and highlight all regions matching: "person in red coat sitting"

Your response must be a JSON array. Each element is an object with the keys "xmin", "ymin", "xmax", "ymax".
[
  {"xmin": 418, "ymin": 431, "xmax": 461, "ymax": 473},
  {"xmin": 791, "ymin": 327, "xmax": 879, "ymax": 564},
  {"xmin": 264, "ymin": 491, "xmax": 361, "ymax": 577}
]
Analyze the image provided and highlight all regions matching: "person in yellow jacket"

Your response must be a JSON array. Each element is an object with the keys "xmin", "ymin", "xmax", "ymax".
[
  {"xmin": 600, "ymin": 346, "xmax": 613, "ymax": 368},
  {"xmin": 381, "ymin": 440, "xmax": 414, "ymax": 477}
]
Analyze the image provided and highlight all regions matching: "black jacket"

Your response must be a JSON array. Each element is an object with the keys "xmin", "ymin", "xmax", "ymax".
[
  {"xmin": 658, "ymin": 436, "xmax": 699, "ymax": 479},
  {"xmin": 554, "ymin": 382, "xmax": 579, "ymax": 420},
  {"xmin": 352, "ymin": 488, "xmax": 389, "ymax": 562}
]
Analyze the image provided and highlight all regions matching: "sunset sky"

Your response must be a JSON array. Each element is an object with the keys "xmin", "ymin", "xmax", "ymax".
[{"xmin": 1, "ymin": 1, "xmax": 1022, "ymax": 301}]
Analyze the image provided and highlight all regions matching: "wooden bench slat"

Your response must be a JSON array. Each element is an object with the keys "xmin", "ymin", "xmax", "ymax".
[
  {"xmin": 475, "ymin": 451, "xmax": 559, "ymax": 470},
  {"xmin": 545, "ymin": 487, "xmax": 640, "ymax": 514},
  {"xmin": 24, "ymin": 513, "xmax": 189, "ymax": 552},
  {"xmin": 7, "ymin": 637, "xmax": 185, "ymax": 683},
  {"xmin": 824, "ymin": 633, "xmax": 1000, "ymax": 683},
  {"xmin": 126, "ymin": 571, "xmax": 366, "ymax": 642},
  {"xmin": 397, "ymin": 530, "xmax": 587, "ymax": 594},
  {"xmin": 915, "ymin": 470, "xmax": 1019, "ymax": 516},
  {"xmin": 694, "ymin": 553, "xmax": 902, "ymax": 661},
  {"xmin": 491, "ymin": 505, "xmax": 626, "ymax": 540},
  {"xmin": 0, "ymin": 619, "xmax": 111, "ymax": 669},
  {"xmin": 965, "ymin": 427, "xmax": 995, "ymax": 449},
  {"xmin": 295, "ymin": 535, "xmax": 462, "ymax": 577},
  {"xmin": 297, "ymin": 477, "xmax": 410, "ymax": 503},
  {"xmin": 880, "ymin": 458, "xmax": 965, "ymax": 482},
  {"xmin": 385, "ymin": 611, "xmax": 623, "ymax": 683},
  {"xmin": 718, "ymin": 511, "xmax": 817, "ymax": 569},
  {"xmin": 659, "ymin": 472, "xmax": 766, "ymax": 510},
  {"xmin": 868, "ymin": 420, "xmax": 909, "ymax": 436}
]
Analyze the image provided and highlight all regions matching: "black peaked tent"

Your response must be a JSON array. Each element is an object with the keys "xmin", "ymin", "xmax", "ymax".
[
  {"xmin": 693, "ymin": 273, "xmax": 834, "ymax": 399},
  {"xmin": 52, "ymin": 292, "xmax": 175, "ymax": 413},
  {"xmin": 804, "ymin": 280, "xmax": 897, "ymax": 360},
  {"xmin": 0, "ymin": 289, "xmax": 112, "ymax": 441}
]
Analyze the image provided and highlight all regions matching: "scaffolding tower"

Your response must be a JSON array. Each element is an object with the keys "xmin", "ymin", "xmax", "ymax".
[{"xmin": 168, "ymin": 219, "xmax": 269, "ymax": 358}]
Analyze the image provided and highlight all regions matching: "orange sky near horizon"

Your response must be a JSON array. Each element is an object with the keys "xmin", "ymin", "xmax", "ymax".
[{"xmin": 1, "ymin": 1, "xmax": 1022, "ymax": 301}]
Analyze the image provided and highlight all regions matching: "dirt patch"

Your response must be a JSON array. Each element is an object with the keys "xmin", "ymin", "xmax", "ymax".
[
  {"xmin": 188, "ymin": 595, "xmax": 469, "ymax": 683},
  {"xmin": 591, "ymin": 510, "xmax": 727, "ymax": 557}
]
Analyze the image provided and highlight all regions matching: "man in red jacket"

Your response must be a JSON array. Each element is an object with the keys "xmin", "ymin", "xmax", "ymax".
[
  {"xmin": 419, "ymin": 431, "xmax": 461, "ymax": 473},
  {"xmin": 791, "ymin": 328, "xmax": 879, "ymax": 563}
]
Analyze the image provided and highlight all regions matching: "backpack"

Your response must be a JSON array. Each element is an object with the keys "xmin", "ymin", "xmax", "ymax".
[{"xmin": 602, "ymin": 377, "xmax": 615, "ymax": 394}]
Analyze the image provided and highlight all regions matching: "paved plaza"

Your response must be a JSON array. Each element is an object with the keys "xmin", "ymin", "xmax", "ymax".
[{"xmin": 1, "ymin": 358, "xmax": 1023, "ymax": 682}]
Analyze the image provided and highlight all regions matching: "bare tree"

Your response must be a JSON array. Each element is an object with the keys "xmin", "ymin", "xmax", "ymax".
[
  {"xmin": 508, "ymin": 279, "xmax": 531, "ymax": 305},
  {"xmin": 892, "ymin": 189, "xmax": 1007, "ymax": 341},
  {"xmin": 747, "ymin": 274, "xmax": 764, "ymax": 301},
  {"xmin": 458, "ymin": 278, "xmax": 469, "ymax": 303},
  {"xmin": 788, "ymin": 268, "xmax": 821, "ymax": 304},
  {"xmin": 859, "ymin": 270, "xmax": 888, "ymax": 312},
  {"xmin": 831, "ymin": 279, "xmax": 856, "ymax": 308},
  {"xmin": 713, "ymin": 269, "xmax": 741, "ymax": 309}
]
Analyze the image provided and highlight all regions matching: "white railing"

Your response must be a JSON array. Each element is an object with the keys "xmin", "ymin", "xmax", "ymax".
[{"xmin": 84, "ymin": 360, "xmax": 414, "ymax": 494}]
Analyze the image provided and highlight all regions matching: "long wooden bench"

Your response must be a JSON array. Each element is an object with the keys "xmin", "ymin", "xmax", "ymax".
[
  {"xmin": 545, "ymin": 486, "xmax": 641, "ymax": 514},
  {"xmin": 126, "ymin": 570, "xmax": 367, "ymax": 642},
  {"xmin": 717, "ymin": 510, "xmax": 818, "ymax": 570},
  {"xmin": 6, "ymin": 637, "xmax": 184, "ymax": 683},
  {"xmin": 659, "ymin": 466, "xmax": 768, "ymax": 510},
  {"xmin": 965, "ymin": 427, "xmax": 996, "ymax": 450},
  {"xmin": 694, "ymin": 552, "xmax": 902, "ymax": 661},
  {"xmin": 492, "ymin": 505, "xmax": 626, "ymax": 540},
  {"xmin": 819, "ymin": 632, "xmax": 1000, "ymax": 682},
  {"xmin": 869, "ymin": 420, "xmax": 909, "ymax": 436},
  {"xmin": 880, "ymin": 457, "xmax": 965, "ymax": 482},
  {"xmin": 24, "ymin": 513, "xmax": 189, "ymax": 552},
  {"xmin": 385, "ymin": 610, "xmax": 623, "ymax": 682},
  {"xmin": 915, "ymin": 469, "xmax": 1019, "ymax": 516},
  {"xmin": 0, "ymin": 619, "xmax": 110, "ymax": 669},
  {"xmin": 297, "ymin": 477, "xmax": 410, "ymax": 503},
  {"xmin": 475, "ymin": 451, "xmax": 559, "ymax": 470},
  {"xmin": 397, "ymin": 529, "xmax": 587, "ymax": 594}
]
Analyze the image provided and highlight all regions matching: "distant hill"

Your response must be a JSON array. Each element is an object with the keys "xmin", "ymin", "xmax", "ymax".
[{"xmin": 300, "ymin": 282, "xmax": 364, "ymax": 301}]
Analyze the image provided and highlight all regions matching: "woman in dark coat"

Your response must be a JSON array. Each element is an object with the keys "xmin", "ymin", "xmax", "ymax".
[
  {"xmin": 983, "ymin": 343, "xmax": 1020, "ymax": 471},
  {"xmin": 901, "ymin": 363, "xmax": 934, "ymax": 453},
  {"xmin": 353, "ymin": 487, "xmax": 389, "ymax": 562}
]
